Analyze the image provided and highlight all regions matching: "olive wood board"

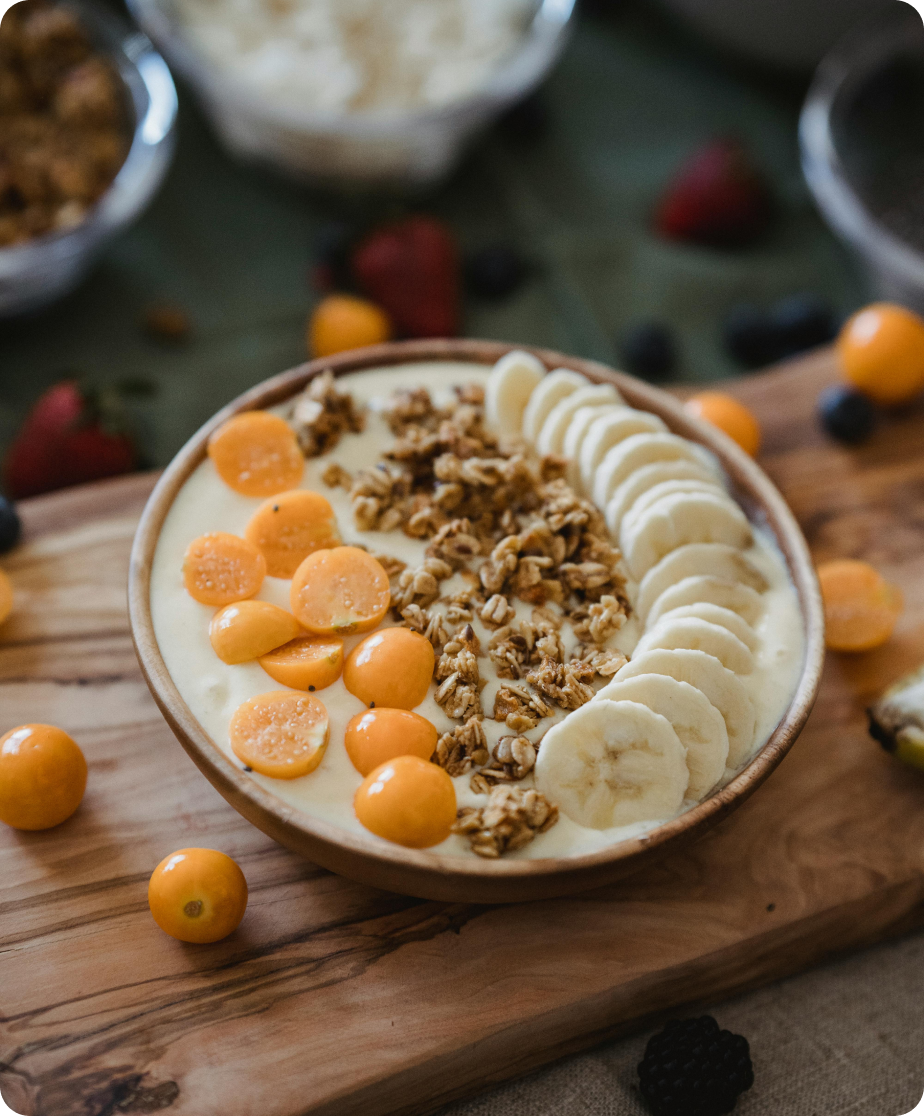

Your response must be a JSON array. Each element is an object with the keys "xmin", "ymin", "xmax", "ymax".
[{"xmin": 3, "ymin": 347, "xmax": 924, "ymax": 1116}]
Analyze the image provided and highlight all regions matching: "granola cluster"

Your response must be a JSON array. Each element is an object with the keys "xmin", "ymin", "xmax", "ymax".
[
  {"xmin": 289, "ymin": 370, "xmax": 366, "ymax": 457},
  {"xmin": 453, "ymin": 786, "xmax": 559, "ymax": 859},
  {"xmin": 0, "ymin": 1, "xmax": 130, "ymax": 246}
]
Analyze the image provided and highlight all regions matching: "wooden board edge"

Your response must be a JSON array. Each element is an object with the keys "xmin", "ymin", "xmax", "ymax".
[{"xmin": 301, "ymin": 876, "xmax": 924, "ymax": 1116}]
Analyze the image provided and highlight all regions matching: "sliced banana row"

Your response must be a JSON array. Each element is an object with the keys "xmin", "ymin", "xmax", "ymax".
[{"xmin": 486, "ymin": 352, "xmax": 772, "ymax": 831}]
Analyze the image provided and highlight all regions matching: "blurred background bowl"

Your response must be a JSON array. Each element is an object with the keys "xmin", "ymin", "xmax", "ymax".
[
  {"xmin": 0, "ymin": 1, "xmax": 178, "ymax": 319},
  {"xmin": 800, "ymin": 6, "xmax": 924, "ymax": 311},
  {"xmin": 656, "ymin": 0, "xmax": 893, "ymax": 70},
  {"xmin": 126, "ymin": 0, "xmax": 575, "ymax": 190}
]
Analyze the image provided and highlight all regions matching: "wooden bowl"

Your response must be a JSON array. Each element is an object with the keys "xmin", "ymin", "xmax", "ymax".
[{"xmin": 129, "ymin": 339, "xmax": 824, "ymax": 903}]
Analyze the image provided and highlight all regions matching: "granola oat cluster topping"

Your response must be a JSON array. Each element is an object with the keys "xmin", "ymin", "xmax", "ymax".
[
  {"xmin": 453, "ymin": 786, "xmax": 559, "ymax": 858},
  {"xmin": 289, "ymin": 370, "xmax": 367, "ymax": 458},
  {"xmin": 0, "ymin": 1, "xmax": 131, "ymax": 246},
  {"xmin": 319, "ymin": 380, "xmax": 636, "ymax": 857}
]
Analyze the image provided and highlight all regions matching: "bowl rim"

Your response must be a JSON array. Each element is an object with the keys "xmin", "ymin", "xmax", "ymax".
[
  {"xmin": 125, "ymin": 0, "xmax": 575, "ymax": 135},
  {"xmin": 129, "ymin": 339, "xmax": 824, "ymax": 897}
]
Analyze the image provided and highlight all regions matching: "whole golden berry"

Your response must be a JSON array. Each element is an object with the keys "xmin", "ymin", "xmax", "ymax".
[
  {"xmin": 686, "ymin": 392, "xmax": 761, "ymax": 457},
  {"xmin": 148, "ymin": 848, "xmax": 248, "ymax": 943},
  {"xmin": 308, "ymin": 295, "xmax": 392, "ymax": 359},
  {"xmin": 837, "ymin": 303, "xmax": 924, "ymax": 406},
  {"xmin": 0, "ymin": 724, "xmax": 87, "ymax": 830}
]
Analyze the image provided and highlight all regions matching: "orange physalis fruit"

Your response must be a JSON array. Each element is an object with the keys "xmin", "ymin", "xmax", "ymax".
[
  {"xmin": 838, "ymin": 303, "xmax": 924, "ymax": 406},
  {"xmin": 208, "ymin": 411, "xmax": 304, "ymax": 498},
  {"xmin": 244, "ymin": 490, "xmax": 340, "ymax": 579},
  {"xmin": 229, "ymin": 690, "xmax": 329, "ymax": 779},
  {"xmin": 209, "ymin": 600, "xmax": 301, "ymax": 665},
  {"xmin": 290, "ymin": 546, "xmax": 390, "ymax": 636},
  {"xmin": 183, "ymin": 532, "xmax": 266, "ymax": 606},
  {"xmin": 308, "ymin": 294, "xmax": 392, "ymax": 359},
  {"xmin": 354, "ymin": 755, "xmax": 456, "ymax": 848},
  {"xmin": 148, "ymin": 848, "xmax": 248, "ymax": 944},
  {"xmin": 817, "ymin": 559, "xmax": 903, "ymax": 652},
  {"xmin": 344, "ymin": 627, "xmax": 435, "ymax": 710},
  {"xmin": 686, "ymin": 392, "xmax": 761, "ymax": 457},
  {"xmin": 345, "ymin": 708, "xmax": 438, "ymax": 777},
  {"xmin": 0, "ymin": 568, "xmax": 12, "ymax": 625},
  {"xmin": 0, "ymin": 724, "xmax": 87, "ymax": 830},
  {"xmin": 258, "ymin": 635, "xmax": 344, "ymax": 692}
]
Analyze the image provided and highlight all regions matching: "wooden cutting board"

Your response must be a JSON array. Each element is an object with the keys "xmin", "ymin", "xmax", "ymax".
[{"xmin": 3, "ymin": 349, "xmax": 924, "ymax": 1116}]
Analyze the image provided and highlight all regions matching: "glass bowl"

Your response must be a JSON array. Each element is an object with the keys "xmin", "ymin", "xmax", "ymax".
[
  {"xmin": 800, "ymin": 6, "xmax": 924, "ymax": 310},
  {"xmin": 125, "ymin": 0, "xmax": 575, "ymax": 189},
  {"xmin": 0, "ymin": 1, "xmax": 178, "ymax": 318}
]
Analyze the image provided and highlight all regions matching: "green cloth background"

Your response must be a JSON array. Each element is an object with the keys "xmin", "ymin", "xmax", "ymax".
[{"xmin": 0, "ymin": 1, "xmax": 868, "ymax": 469}]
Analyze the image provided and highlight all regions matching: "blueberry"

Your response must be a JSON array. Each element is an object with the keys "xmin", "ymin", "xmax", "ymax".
[
  {"xmin": 465, "ymin": 245, "xmax": 527, "ymax": 300},
  {"xmin": 772, "ymin": 293, "xmax": 838, "ymax": 357},
  {"xmin": 620, "ymin": 321, "xmax": 677, "ymax": 380},
  {"xmin": 0, "ymin": 496, "xmax": 21, "ymax": 554},
  {"xmin": 723, "ymin": 304, "xmax": 780, "ymax": 368},
  {"xmin": 818, "ymin": 384, "xmax": 877, "ymax": 444}
]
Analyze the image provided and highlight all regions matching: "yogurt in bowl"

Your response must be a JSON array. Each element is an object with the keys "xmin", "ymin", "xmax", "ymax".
[{"xmin": 130, "ymin": 340, "xmax": 823, "ymax": 902}]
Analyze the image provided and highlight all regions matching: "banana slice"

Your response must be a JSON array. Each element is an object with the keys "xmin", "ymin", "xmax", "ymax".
[
  {"xmin": 636, "ymin": 543, "xmax": 769, "ymax": 622},
  {"xmin": 522, "ymin": 369, "xmax": 592, "ymax": 443},
  {"xmin": 621, "ymin": 491, "xmax": 752, "ymax": 579},
  {"xmin": 605, "ymin": 460, "xmax": 718, "ymax": 535},
  {"xmin": 592, "ymin": 432, "xmax": 719, "ymax": 510},
  {"xmin": 578, "ymin": 408, "xmax": 668, "ymax": 494},
  {"xmin": 653, "ymin": 603, "xmax": 759, "ymax": 652},
  {"xmin": 634, "ymin": 616, "xmax": 754, "ymax": 674},
  {"xmin": 485, "ymin": 350, "xmax": 546, "ymax": 435},
  {"xmin": 646, "ymin": 575, "xmax": 764, "ymax": 628},
  {"xmin": 563, "ymin": 404, "xmax": 622, "ymax": 488},
  {"xmin": 613, "ymin": 648, "xmax": 755, "ymax": 765},
  {"xmin": 621, "ymin": 479, "xmax": 725, "ymax": 536},
  {"xmin": 534, "ymin": 699, "xmax": 688, "ymax": 828},
  {"xmin": 594, "ymin": 674, "xmax": 729, "ymax": 798},
  {"xmin": 536, "ymin": 384, "xmax": 621, "ymax": 456}
]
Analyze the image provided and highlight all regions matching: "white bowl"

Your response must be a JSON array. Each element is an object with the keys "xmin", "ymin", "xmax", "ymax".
[
  {"xmin": 0, "ymin": 1, "xmax": 178, "ymax": 318},
  {"xmin": 125, "ymin": 0, "xmax": 575, "ymax": 189}
]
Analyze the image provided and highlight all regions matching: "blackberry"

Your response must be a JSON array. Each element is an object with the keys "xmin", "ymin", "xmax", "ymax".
[
  {"xmin": 0, "ymin": 496, "xmax": 21, "ymax": 554},
  {"xmin": 818, "ymin": 384, "xmax": 876, "ymax": 445},
  {"xmin": 638, "ymin": 1015, "xmax": 754, "ymax": 1116},
  {"xmin": 465, "ymin": 244, "xmax": 527, "ymax": 300},
  {"xmin": 621, "ymin": 321, "xmax": 677, "ymax": 380}
]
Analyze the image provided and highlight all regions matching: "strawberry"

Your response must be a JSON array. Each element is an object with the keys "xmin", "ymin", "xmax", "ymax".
[
  {"xmin": 655, "ymin": 139, "xmax": 774, "ymax": 249},
  {"xmin": 3, "ymin": 380, "xmax": 138, "ymax": 499},
  {"xmin": 351, "ymin": 215, "xmax": 460, "ymax": 338}
]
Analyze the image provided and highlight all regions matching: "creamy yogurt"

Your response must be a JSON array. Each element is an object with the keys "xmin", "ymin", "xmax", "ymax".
[{"xmin": 150, "ymin": 361, "xmax": 805, "ymax": 860}]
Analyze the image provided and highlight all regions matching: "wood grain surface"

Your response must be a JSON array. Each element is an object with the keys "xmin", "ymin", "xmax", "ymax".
[{"xmin": 3, "ymin": 348, "xmax": 924, "ymax": 1116}]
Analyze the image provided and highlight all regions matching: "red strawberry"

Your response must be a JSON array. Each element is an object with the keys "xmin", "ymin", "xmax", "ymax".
[
  {"xmin": 656, "ymin": 139, "xmax": 774, "ymax": 249},
  {"xmin": 3, "ymin": 380, "xmax": 138, "ymax": 499},
  {"xmin": 351, "ymin": 216, "xmax": 460, "ymax": 338}
]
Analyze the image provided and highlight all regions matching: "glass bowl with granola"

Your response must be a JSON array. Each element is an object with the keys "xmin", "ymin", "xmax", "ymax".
[{"xmin": 0, "ymin": 0, "xmax": 177, "ymax": 316}]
